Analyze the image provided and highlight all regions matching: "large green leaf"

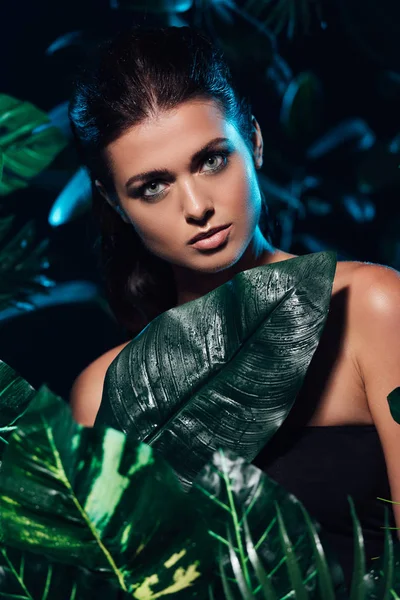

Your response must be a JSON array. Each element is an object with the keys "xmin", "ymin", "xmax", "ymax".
[
  {"xmin": 191, "ymin": 448, "xmax": 345, "ymax": 599},
  {"xmin": 0, "ymin": 94, "xmax": 67, "ymax": 195},
  {"xmin": 96, "ymin": 251, "xmax": 337, "ymax": 490},
  {"xmin": 0, "ymin": 386, "xmax": 213, "ymax": 597}
]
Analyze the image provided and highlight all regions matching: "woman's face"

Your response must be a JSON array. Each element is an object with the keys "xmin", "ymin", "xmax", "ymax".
[{"xmin": 102, "ymin": 98, "xmax": 266, "ymax": 277}]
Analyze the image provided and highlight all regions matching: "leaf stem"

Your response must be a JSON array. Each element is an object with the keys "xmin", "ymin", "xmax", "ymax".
[{"xmin": 43, "ymin": 419, "xmax": 128, "ymax": 592}]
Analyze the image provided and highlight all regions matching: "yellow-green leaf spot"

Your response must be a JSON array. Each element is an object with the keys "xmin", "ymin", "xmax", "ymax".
[
  {"xmin": 132, "ymin": 573, "xmax": 159, "ymax": 599},
  {"xmin": 83, "ymin": 428, "xmax": 131, "ymax": 530},
  {"xmin": 128, "ymin": 443, "xmax": 154, "ymax": 476},
  {"xmin": 164, "ymin": 549, "xmax": 186, "ymax": 568},
  {"xmin": 71, "ymin": 433, "xmax": 81, "ymax": 452},
  {"xmin": 132, "ymin": 562, "xmax": 201, "ymax": 599},
  {"xmin": 121, "ymin": 521, "xmax": 133, "ymax": 551}
]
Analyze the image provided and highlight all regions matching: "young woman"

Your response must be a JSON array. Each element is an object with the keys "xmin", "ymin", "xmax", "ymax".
[{"xmin": 68, "ymin": 25, "xmax": 400, "ymax": 583}]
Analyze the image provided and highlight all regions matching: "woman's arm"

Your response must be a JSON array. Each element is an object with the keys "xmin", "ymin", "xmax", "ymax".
[
  {"xmin": 351, "ymin": 263, "xmax": 400, "ymax": 534},
  {"xmin": 69, "ymin": 341, "xmax": 131, "ymax": 426}
]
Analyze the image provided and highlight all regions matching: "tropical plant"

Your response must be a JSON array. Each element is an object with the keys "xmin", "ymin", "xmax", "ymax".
[
  {"xmin": 0, "ymin": 364, "xmax": 213, "ymax": 599},
  {"xmin": 0, "ymin": 94, "xmax": 67, "ymax": 309},
  {"xmin": 1, "ymin": 1, "xmax": 400, "ymax": 597},
  {"xmin": 96, "ymin": 250, "xmax": 337, "ymax": 490},
  {"xmin": 0, "ymin": 361, "xmax": 399, "ymax": 598}
]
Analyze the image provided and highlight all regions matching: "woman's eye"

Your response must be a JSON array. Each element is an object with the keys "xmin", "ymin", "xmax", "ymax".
[
  {"xmin": 201, "ymin": 153, "xmax": 227, "ymax": 173},
  {"xmin": 142, "ymin": 181, "xmax": 167, "ymax": 199},
  {"xmin": 139, "ymin": 151, "xmax": 229, "ymax": 200}
]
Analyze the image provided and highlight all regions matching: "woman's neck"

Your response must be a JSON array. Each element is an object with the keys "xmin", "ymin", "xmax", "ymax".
[{"xmin": 173, "ymin": 233, "xmax": 295, "ymax": 307}]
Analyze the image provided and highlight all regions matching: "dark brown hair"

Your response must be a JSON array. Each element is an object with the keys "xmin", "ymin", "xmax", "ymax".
[{"xmin": 69, "ymin": 25, "xmax": 274, "ymax": 335}]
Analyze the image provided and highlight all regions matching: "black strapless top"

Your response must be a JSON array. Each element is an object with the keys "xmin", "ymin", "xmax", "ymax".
[{"xmin": 252, "ymin": 423, "xmax": 396, "ymax": 586}]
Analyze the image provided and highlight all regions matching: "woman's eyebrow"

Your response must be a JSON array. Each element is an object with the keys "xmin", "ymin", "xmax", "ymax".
[{"xmin": 124, "ymin": 136, "xmax": 231, "ymax": 188}]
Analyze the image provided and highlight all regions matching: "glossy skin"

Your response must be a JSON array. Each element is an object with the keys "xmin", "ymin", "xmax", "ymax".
[
  {"xmin": 97, "ymin": 99, "xmax": 290, "ymax": 306},
  {"xmin": 71, "ymin": 98, "xmax": 400, "ymax": 530}
]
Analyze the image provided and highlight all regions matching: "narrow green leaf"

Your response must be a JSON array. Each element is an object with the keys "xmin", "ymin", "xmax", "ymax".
[
  {"xmin": 381, "ymin": 507, "xmax": 395, "ymax": 600},
  {"xmin": 226, "ymin": 527, "xmax": 254, "ymax": 600},
  {"xmin": 275, "ymin": 503, "xmax": 309, "ymax": 600},
  {"xmin": 242, "ymin": 514, "xmax": 278, "ymax": 600},
  {"xmin": 349, "ymin": 496, "xmax": 367, "ymax": 600},
  {"xmin": 218, "ymin": 545, "xmax": 236, "ymax": 600},
  {"xmin": 220, "ymin": 451, "xmax": 252, "ymax": 589},
  {"xmin": 298, "ymin": 501, "xmax": 335, "ymax": 600}
]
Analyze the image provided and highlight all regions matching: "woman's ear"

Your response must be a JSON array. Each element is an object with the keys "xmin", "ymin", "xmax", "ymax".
[
  {"xmin": 94, "ymin": 180, "xmax": 130, "ymax": 223},
  {"xmin": 250, "ymin": 116, "xmax": 263, "ymax": 169}
]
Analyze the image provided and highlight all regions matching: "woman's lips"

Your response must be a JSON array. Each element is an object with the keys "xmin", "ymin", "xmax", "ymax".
[{"xmin": 190, "ymin": 224, "xmax": 232, "ymax": 250}]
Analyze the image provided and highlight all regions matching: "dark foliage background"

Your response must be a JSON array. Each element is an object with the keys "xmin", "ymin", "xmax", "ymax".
[{"xmin": 0, "ymin": 0, "xmax": 399, "ymax": 399}]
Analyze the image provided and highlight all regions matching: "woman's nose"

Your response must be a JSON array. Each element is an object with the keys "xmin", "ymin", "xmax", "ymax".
[{"xmin": 180, "ymin": 180, "xmax": 215, "ymax": 222}]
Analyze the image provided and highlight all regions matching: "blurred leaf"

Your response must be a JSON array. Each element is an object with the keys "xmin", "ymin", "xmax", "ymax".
[
  {"xmin": 0, "ymin": 95, "xmax": 67, "ymax": 196},
  {"xmin": 97, "ymin": 252, "xmax": 337, "ymax": 491},
  {"xmin": 265, "ymin": 53, "xmax": 293, "ymax": 98},
  {"xmin": 258, "ymin": 172, "xmax": 304, "ymax": 211},
  {"xmin": 306, "ymin": 119, "xmax": 376, "ymax": 163},
  {"xmin": 377, "ymin": 70, "xmax": 400, "ymax": 100},
  {"xmin": 387, "ymin": 387, "xmax": 400, "ymax": 424},
  {"xmin": 280, "ymin": 71, "xmax": 323, "ymax": 144},
  {"xmin": 0, "ymin": 385, "xmax": 213, "ymax": 597},
  {"xmin": 250, "ymin": 0, "xmax": 324, "ymax": 38},
  {"xmin": 356, "ymin": 139, "xmax": 400, "ymax": 194},
  {"xmin": 304, "ymin": 197, "xmax": 333, "ymax": 217},
  {"xmin": 45, "ymin": 31, "xmax": 84, "ymax": 56},
  {"xmin": 341, "ymin": 194, "xmax": 376, "ymax": 224},
  {"xmin": 337, "ymin": 0, "xmax": 400, "ymax": 72},
  {"xmin": 0, "ymin": 219, "xmax": 54, "ymax": 312},
  {"xmin": 0, "ymin": 280, "xmax": 101, "ymax": 324},
  {"xmin": 49, "ymin": 167, "xmax": 92, "ymax": 227},
  {"xmin": 47, "ymin": 102, "xmax": 73, "ymax": 141},
  {"xmin": 110, "ymin": 0, "xmax": 193, "ymax": 10},
  {"xmin": 199, "ymin": 0, "xmax": 275, "ymax": 68}
]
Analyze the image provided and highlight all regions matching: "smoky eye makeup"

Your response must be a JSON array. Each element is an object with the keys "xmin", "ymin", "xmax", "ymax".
[{"xmin": 126, "ymin": 145, "xmax": 235, "ymax": 201}]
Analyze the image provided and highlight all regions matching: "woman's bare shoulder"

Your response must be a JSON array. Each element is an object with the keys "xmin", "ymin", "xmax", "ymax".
[
  {"xmin": 69, "ymin": 340, "xmax": 131, "ymax": 426},
  {"xmin": 336, "ymin": 257, "xmax": 400, "ymax": 294}
]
